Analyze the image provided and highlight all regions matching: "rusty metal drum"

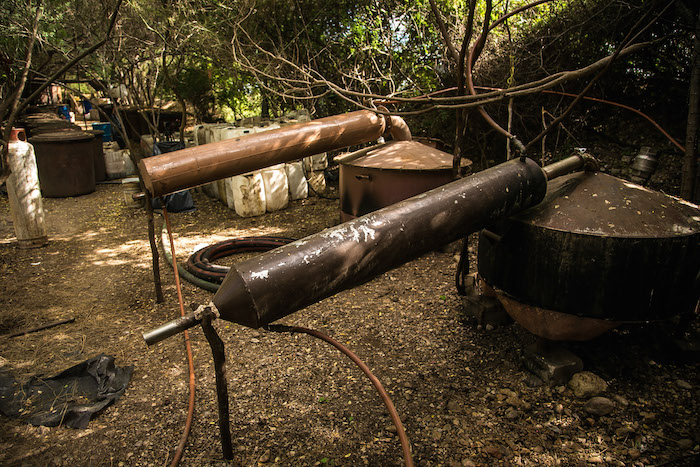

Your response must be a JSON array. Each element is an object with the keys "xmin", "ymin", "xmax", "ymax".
[
  {"xmin": 478, "ymin": 171, "xmax": 700, "ymax": 324},
  {"xmin": 338, "ymin": 140, "xmax": 470, "ymax": 222},
  {"xmin": 29, "ymin": 131, "xmax": 96, "ymax": 197},
  {"xmin": 87, "ymin": 130, "xmax": 106, "ymax": 182}
]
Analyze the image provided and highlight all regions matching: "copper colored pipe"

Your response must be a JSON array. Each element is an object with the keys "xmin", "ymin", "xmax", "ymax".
[
  {"xmin": 140, "ymin": 110, "xmax": 395, "ymax": 197},
  {"xmin": 387, "ymin": 115, "xmax": 412, "ymax": 141},
  {"xmin": 163, "ymin": 207, "xmax": 197, "ymax": 467},
  {"xmin": 268, "ymin": 325, "xmax": 414, "ymax": 466}
]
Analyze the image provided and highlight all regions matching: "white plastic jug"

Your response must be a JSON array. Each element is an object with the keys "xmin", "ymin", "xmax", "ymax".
[
  {"xmin": 303, "ymin": 152, "xmax": 328, "ymax": 172},
  {"xmin": 262, "ymin": 164, "xmax": 289, "ymax": 212},
  {"xmin": 307, "ymin": 170, "xmax": 326, "ymax": 195},
  {"xmin": 230, "ymin": 171, "xmax": 266, "ymax": 217},
  {"xmin": 104, "ymin": 149, "xmax": 125, "ymax": 179},
  {"xmin": 285, "ymin": 162, "xmax": 308, "ymax": 200}
]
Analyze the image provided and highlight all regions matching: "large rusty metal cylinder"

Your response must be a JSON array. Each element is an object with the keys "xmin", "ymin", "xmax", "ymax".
[
  {"xmin": 213, "ymin": 157, "xmax": 548, "ymax": 328},
  {"xmin": 139, "ymin": 110, "xmax": 400, "ymax": 197}
]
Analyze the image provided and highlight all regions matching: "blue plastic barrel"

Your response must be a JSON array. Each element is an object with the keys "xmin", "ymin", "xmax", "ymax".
[
  {"xmin": 92, "ymin": 123, "xmax": 112, "ymax": 142},
  {"xmin": 58, "ymin": 105, "xmax": 70, "ymax": 120}
]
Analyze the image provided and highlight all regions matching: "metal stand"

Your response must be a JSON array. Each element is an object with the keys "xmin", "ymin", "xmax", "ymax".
[
  {"xmin": 200, "ymin": 310, "xmax": 233, "ymax": 460},
  {"xmin": 145, "ymin": 191, "xmax": 164, "ymax": 303}
]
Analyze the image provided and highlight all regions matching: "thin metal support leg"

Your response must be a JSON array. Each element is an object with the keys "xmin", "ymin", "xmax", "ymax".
[
  {"xmin": 200, "ymin": 312, "xmax": 233, "ymax": 460},
  {"xmin": 145, "ymin": 191, "xmax": 164, "ymax": 303}
]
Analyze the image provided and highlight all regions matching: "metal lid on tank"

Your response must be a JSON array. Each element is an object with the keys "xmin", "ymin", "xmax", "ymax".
[
  {"xmin": 338, "ymin": 140, "xmax": 454, "ymax": 170},
  {"xmin": 29, "ymin": 130, "xmax": 93, "ymax": 143},
  {"xmin": 513, "ymin": 171, "xmax": 700, "ymax": 238}
]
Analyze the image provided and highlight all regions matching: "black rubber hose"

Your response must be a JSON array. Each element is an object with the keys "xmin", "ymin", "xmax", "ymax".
[
  {"xmin": 160, "ymin": 220, "xmax": 220, "ymax": 292},
  {"xmin": 187, "ymin": 236, "xmax": 295, "ymax": 284}
]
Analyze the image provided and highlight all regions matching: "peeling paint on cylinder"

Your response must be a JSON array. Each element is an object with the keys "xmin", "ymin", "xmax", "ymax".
[{"xmin": 213, "ymin": 157, "xmax": 548, "ymax": 328}]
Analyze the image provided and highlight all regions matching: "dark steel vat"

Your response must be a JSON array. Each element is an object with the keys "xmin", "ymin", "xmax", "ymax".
[
  {"xmin": 87, "ymin": 130, "xmax": 106, "ymax": 182},
  {"xmin": 339, "ymin": 140, "xmax": 471, "ymax": 221},
  {"xmin": 25, "ymin": 119, "xmax": 80, "ymax": 138},
  {"xmin": 478, "ymin": 171, "xmax": 700, "ymax": 324},
  {"xmin": 29, "ymin": 131, "xmax": 96, "ymax": 197}
]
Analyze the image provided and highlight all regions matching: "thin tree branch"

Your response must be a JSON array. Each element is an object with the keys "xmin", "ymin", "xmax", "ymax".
[
  {"xmin": 525, "ymin": 0, "xmax": 673, "ymax": 152},
  {"xmin": 429, "ymin": 0, "xmax": 459, "ymax": 63},
  {"xmin": 1, "ymin": 0, "xmax": 43, "ymax": 182}
]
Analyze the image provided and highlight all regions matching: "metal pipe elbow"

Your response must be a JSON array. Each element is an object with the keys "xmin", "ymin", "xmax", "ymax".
[{"xmin": 386, "ymin": 115, "xmax": 412, "ymax": 141}]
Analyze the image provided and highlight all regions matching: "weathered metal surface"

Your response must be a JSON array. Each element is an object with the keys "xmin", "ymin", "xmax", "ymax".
[
  {"xmin": 25, "ymin": 119, "xmax": 79, "ymax": 137},
  {"xmin": 213, "ymin": 157, "xmax": 548, "ymax": 328},
  {"xmin": 542, "ymin": 152, "xmax": 599, "ymax": 180},
  {"xmin": 478, "ymin": 171, "xmax": 700, "ymax": 322},
  {"xmin": 143, "ymin": 313, "xmax": 200, "ymax": 346},
  {"xmin": 29, "ymin": 131, "xmax": 96, "ymax": 198},
  {"xmin": 139, "ymin": 110, "xmax": 398, "ymax": 197},
  {"xmin": 496, "ymin": 294, "xmax": 621, "ymax": 341},
  {"xmin": 87, "ymin": 130, "xmax": 106, "ymax": 182},
  {"xmin": 339, "ymin": 141, "xmax": 464, "ymax": 221},
  {"xmin": 629, "ymin": 147, "xmax": 658, "ymax": 185}
]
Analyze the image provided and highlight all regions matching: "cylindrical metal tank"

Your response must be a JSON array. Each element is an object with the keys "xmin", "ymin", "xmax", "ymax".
[
  {"xmin": 87, "ymin": 130, "xmax": 106, "ymax": 182},
  {"xmin": 29, "ymin": 131, "xmax": 96, "ymax": 197},
  {"xmin": 478, "ymin": 171, "xmax": 700, "ymax": 327},
  {"xmin": 213, "ymin": 157, "xmax": 546, "ymax": 328},
  {"xmin": 338, "ymin": 140, "xmax": 471, "ymax": 222},
  {"xmin": 25, "ymin": 119, "xmax": 80, "ymax": 138},
  {"xmin": 139, "ymin": 110, "xmax": 397, "ymax": 197}
]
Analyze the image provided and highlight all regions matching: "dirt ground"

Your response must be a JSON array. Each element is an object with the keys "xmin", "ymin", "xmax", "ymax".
[{"xmin": 0, "ymin": 174, "xmax": 698, "ymax": 466}]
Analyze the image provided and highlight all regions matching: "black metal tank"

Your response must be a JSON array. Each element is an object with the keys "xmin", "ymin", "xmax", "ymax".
[
  {"xmin": 29, "ymin": 131, "xmax": 96, "ymax": 197},
  {"xmin": 477, "ymin": 171, "xmax": 700, "ymax": 323}
]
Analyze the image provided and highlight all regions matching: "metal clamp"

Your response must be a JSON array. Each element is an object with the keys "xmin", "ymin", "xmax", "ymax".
[{"xmin": 194, "ymin": 302, "xmax": 220, "ymax": 321}]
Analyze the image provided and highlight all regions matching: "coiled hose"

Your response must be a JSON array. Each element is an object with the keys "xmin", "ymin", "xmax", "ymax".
[
  {"xmin": 160, "ymin": 219, "xmax": 293, "ymax": 291},
  {"xmin": 159, "ymin": 217, "xmax": 412, "ymax": 466}
]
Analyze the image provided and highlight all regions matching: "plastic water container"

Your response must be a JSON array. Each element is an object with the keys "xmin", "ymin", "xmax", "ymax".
[
  {"xmin": 220, "ymin": 127, "xmax": 253, "ymax": 140},
  {"xmin": 123, "ymin": 150, "xmax": 136, "ymax": 175},
  {"xmin": 230, "ymin": 172, "xmax": 266, "ymax": 217},
  {"xmin": 122, "ymin": 177, "xmax": 142, "ymax": 207},
  {"xmin": 217, "ymin": 179, "xmax": 228, "ymax": 204},
  {"xmin": 262, "ymin": 164, "xmax": 289, "ymax": 212},
  {"xmin": 6, "ymin": 128, "xmax": 48, "ymax": 248},
  {"xmin": 254, "ymin": 123, "xmax": 281, "ymax": 133},
  {"xmin": 304, "ymin": 153, "xmax": 328, "ymax": 172},
  {"xmin": 285, "ymin": 162, "xmax": 308, "ymax": 200},
  {"xmin": 307, "ymin": 170, "xmax": 326, "ymax": 194},
  {"xmin": 105, "ymin": 148, "xmax": 125, "ymax": 179},
  {"xmin": 140, "ymin": 135, "xmax": 154, "ymax": 156},
  {"xmin": 58, "ymin": 105, "xmax": 70, "ymax": 120},
  {"xmin": 203, "ymin": 181, "xmax": 220, "ymax": 199},
  {"xmin": 92, "ymin": 123, "xmax": 112, "ymax": 142}
]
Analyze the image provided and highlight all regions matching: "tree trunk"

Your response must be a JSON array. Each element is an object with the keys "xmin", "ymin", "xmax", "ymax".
[
  {"xmin": 453, "ymin": 109, "xmax": 470, "ymax": 178},
  {"xmin": 261, "ymin": 91, "xmax": 270, "ymax": 119},
  {"xmin": 6, "ymin": 130, "xmax": 48, "ymax": 248},
  {"xmin": 681, "ymin": 9, "xmax": 700, "ymax": 202}
]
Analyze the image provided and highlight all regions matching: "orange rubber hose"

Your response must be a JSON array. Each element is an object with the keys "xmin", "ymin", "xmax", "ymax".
[
  {"xmin": 269, "ymin": 325, "xmax": 414, "ymax": 466},
  {"xmin": 163, "ymin": 207, "xmax": 196, "ymax": 467}
]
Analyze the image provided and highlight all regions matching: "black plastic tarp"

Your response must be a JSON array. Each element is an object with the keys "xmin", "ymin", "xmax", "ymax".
[
  {"xmin": 150, "ymin": 140, "xmax": 196, "ymax": 212},
  {"xmin": 0, "ymin": 354, "xmax": 133, "ymax": 428}
]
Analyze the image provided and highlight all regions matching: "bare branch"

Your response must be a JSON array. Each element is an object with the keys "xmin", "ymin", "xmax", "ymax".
[{"xmin": 429, "ymin": 0, "xmax": 459, "ymax": 63}]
